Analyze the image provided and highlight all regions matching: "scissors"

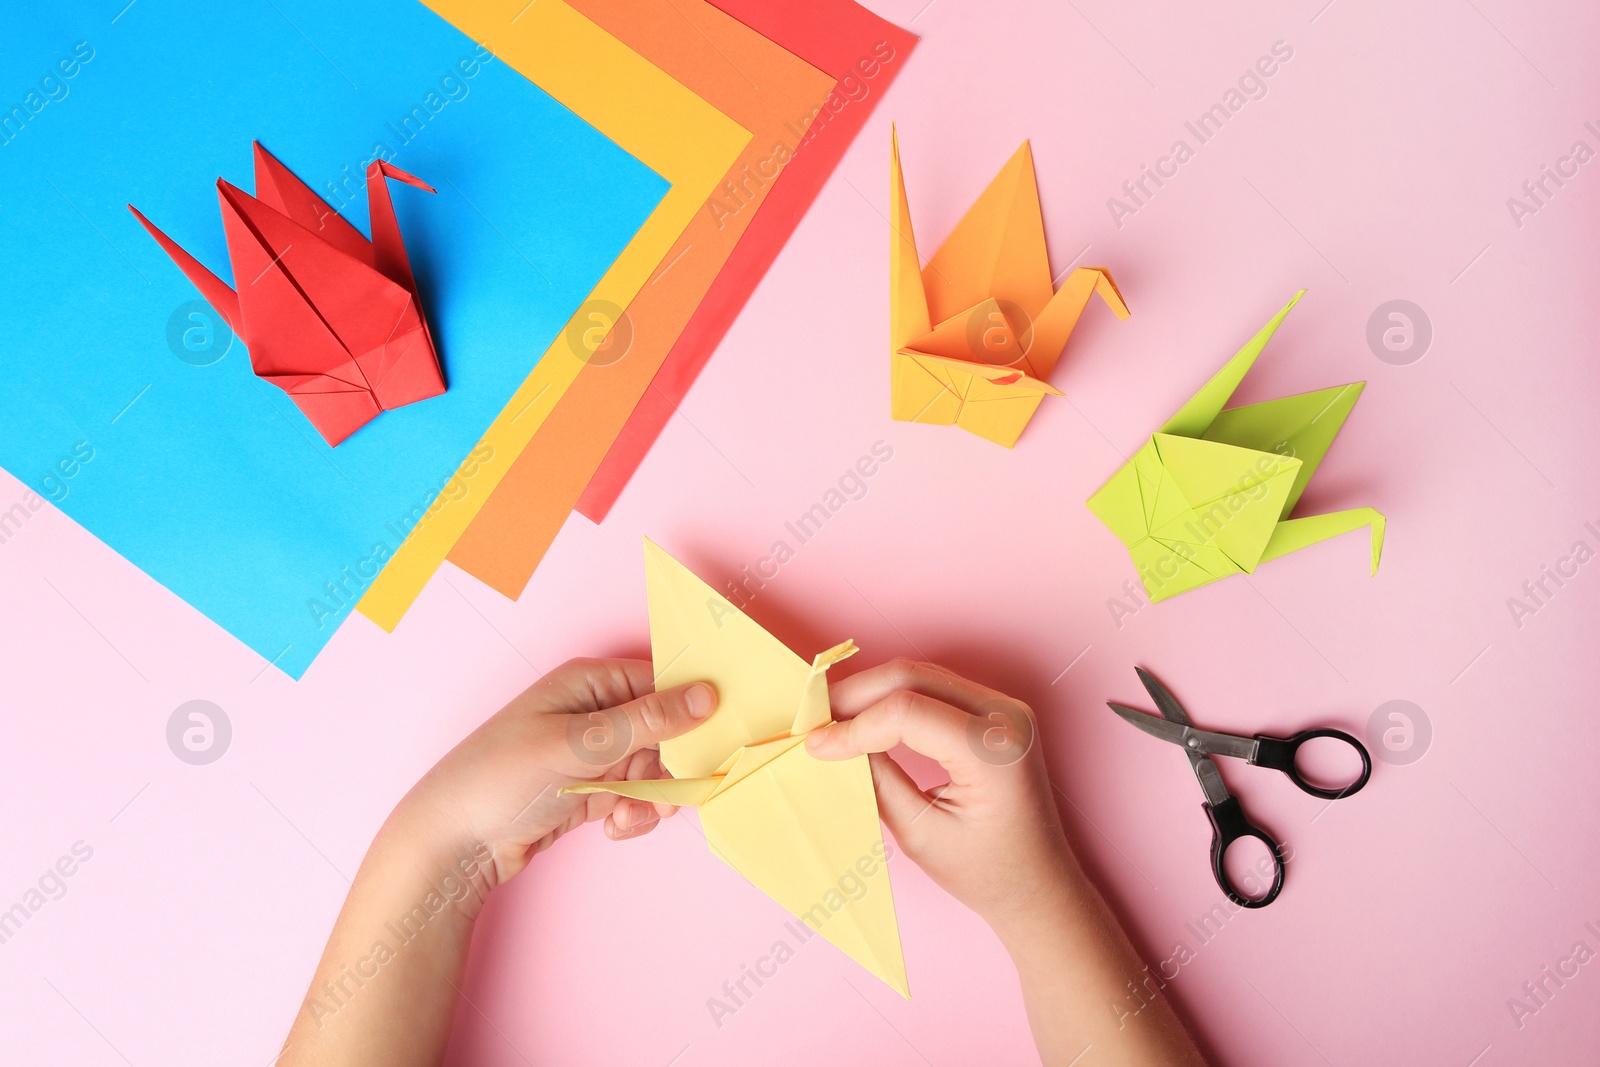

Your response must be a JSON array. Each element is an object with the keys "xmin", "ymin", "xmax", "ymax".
[{"xmin": 1109, "ymin": 667, "xmax": 1371, "ymax": 908}]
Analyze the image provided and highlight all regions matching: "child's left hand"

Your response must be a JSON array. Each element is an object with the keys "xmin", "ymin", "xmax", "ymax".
[{"xmin": 386, "ymin": 657, "xmax": 716, "ymax": 909}]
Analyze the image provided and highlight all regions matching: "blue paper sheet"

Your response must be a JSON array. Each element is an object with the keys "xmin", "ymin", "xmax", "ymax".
[{"xmin": 0, "ymin": 0, "xmax": 667, "ymax": 677}]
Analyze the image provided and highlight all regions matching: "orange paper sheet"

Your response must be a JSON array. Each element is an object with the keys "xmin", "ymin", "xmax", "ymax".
[{"xmin": 446, "ymin": 0, "xmax": 835, "ymax": 599}]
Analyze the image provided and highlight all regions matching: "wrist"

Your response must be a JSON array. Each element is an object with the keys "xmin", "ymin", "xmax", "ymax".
[
  {"xmin": 367, "ymin": 793, "xmax": 498, "ymax": 922},
  {"xmin": 984, "ymin": 849, "xmax": 1089, "ymax": 951}
]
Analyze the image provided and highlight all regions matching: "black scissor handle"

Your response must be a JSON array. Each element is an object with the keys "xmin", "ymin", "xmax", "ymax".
[
  {"xmin": 1204, "ymin": 796, "xmax": 1284, "ymax": 908},
  {"xmin": 1252, "ymin": 729, "xmax": 1372, "ymax": 800}
]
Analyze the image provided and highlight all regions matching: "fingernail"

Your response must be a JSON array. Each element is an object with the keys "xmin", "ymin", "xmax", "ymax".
[
  {"xmin": 804, "ymin": 725, "xmax": 830, "ymax": 749},
  {"xmin": 686, "ymin": 683, "xmax": 716, "ymax": 719}
]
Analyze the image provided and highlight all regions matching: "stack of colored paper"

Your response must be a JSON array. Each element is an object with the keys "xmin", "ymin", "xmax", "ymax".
[{"xmin": 0, "ymin": 0, "xmax": 914, "ymax": 676}]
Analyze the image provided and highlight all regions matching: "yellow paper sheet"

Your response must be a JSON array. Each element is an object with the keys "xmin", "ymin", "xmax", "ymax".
[
  {"xmin": 563, "ymin": 540, "xmax": 910, "ymax": 997},
  {"xmin": 357, "ymin": 0, "xmax": 750, "ymax": 629}
]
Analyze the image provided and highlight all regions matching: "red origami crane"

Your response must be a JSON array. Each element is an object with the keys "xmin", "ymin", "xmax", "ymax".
[{"xmin": 129, "ymin": 142, "xmax": 445, "ymax": 446}]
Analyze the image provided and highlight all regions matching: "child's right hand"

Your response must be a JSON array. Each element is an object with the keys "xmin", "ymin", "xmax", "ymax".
[{"xmin": 805, "ymin": 658, "xmax": 1076, "ymax": 933}]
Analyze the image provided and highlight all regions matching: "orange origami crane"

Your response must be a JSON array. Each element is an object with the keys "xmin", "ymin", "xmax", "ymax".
[
  {"xmin": 130, "ymin": 143, "xmax": 445, "ymax": 446},
  {"xmin": 890, "ymin": 127, "xmax": 1130, "ymax": 447}
]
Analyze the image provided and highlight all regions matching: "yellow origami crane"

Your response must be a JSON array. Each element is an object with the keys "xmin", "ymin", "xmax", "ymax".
[
  {"xmin": 890, "ymin": 127, "xmax": 1129, "ymax": 447},
  {"xmin": 1087, "ymin": 291, "xmax": 1385, "ymax": 602},
  {"xmin": 562, "ymin": 539, "xmax": 908, "ymax": 997}
]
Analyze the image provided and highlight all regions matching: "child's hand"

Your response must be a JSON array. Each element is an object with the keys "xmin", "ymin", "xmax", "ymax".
[
  {"xmin": 808, "ymin": 659, "xmax": 1208, "ymax": 1064},
  {"xmin": 392, "ymin": 658, "xmax": 716, "ymax": 902},
  {"xmin": 805, "ymin": 658, "xmax": 1073, "ymax": 931}
]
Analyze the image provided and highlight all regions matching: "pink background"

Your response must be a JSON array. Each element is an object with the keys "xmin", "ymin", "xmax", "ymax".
[{"xmin": 4, "ymin": 0, "xmax": 1599, "ymax": 1062}]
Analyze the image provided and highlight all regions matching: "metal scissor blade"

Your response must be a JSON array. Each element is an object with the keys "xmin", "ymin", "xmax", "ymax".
[
  {"xmin": 1189, "ymin": 756, "xmax": 1232, "ymax": 807},
  {"xmin": 1109, "ymin": 703, "xmax": 1190, "ymax": 746},
  {"xmin": 1109, "ymin": 702, "xmax": 1243, "ymax": 806},
  {"xmin": 1136, "ymin": 666, "xmax": 1192, "ymax": 726},
  {"xmin": 1110, "ymin": 704, "xmax": 1260, "ymax": 762},
  {"xmin": 1125, "ymin": 670, "xmax": 1234, "ymax": 807}
]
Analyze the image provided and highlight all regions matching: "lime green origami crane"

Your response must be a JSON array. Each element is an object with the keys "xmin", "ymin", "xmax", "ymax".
[{"xmin": 1087, "ymin": 291, "xmax": 1385, "ymax": 602}]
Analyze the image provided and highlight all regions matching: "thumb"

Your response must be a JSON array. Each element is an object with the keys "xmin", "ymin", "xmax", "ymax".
[{"xmin": 602, "ymin": 681, "xmax": 717, "ymax": 761}]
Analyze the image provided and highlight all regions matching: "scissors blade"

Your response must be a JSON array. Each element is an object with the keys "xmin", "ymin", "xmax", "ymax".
[
  {"xmin": 1110, "ymin": 704, "xmax": 1261, "ymax": 762},
  {"xmin": 1128, "ymin": 669, "xmax": 1233, "ymax": 807},
  {"xmin": 1188, "ymin": 757, "xmax": 1233, "ymax": 807},
  {"xmin": 1109, "ymin": 703, "xmax": 1189, "ymax": 745},
  {"xmin": 1136, "ymin": 666, "xmax": 1192, "ymax": 726}
]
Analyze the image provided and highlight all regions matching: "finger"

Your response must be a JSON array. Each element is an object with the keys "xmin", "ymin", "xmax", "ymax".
[
  {"xmin": 559, "ymin": 681, "xmax": 716, "ymax": 775},
  {"xmin": 616, "ymin": 749, "xmax": 680, "ymax": 820},
  {"xmin": 611, "ymin": 794, "xmax": 676, "ymax": 828},
  {"xmin": 610, "ymin": 681, "xmax": 717, "ymax": 758},
  {"xmin": 865, "ymin": 752, "xmax": 945, "ymax": 837},
  {"xmin": 604, "ymin": 810, "xmax": 660, "ymax": 841},
  {"xmin": 601, "ymin": 658, "xmax": 657, "ymax": 703},
  {"xmin": 831, "ymin": 658, "xmax": 1010, "ymax": 718},
  {"xmin": 578, "ymin": 789, "xmax": 619, "ymax": 826},
  {"xmin": 805, "ymin": 688, "xmax": 973, "ymax": 767},
  {"xmin": 611, "ymin": 796, "xmax": 657, "ymax": 832},
  {"xmin": 606, "ymin": 747, "xmax": 663, "ymax": 784},
  {"xmin": 512, "ymin": 658, "xmax": 655, "ymax": 721},
  {"xmin": 547, "ymin": 657, "xmax": 656, "ymax": 709}
]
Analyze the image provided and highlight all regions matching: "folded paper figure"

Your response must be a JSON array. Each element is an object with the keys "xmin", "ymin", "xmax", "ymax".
[
  {"xmin": 129, "ymin": 142, "xmax": 444, "ymax": 446},
  {"xmin": 890, "ymin": 127, "xmax": 1129, "ymax": 447},
  {"xmin": 563, "ymin": 539, "xmax": 909, "ymax": 997},
  {"xmin": 1087, "ymin": 291, "xmax": 1385, "ymax": 603}
]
